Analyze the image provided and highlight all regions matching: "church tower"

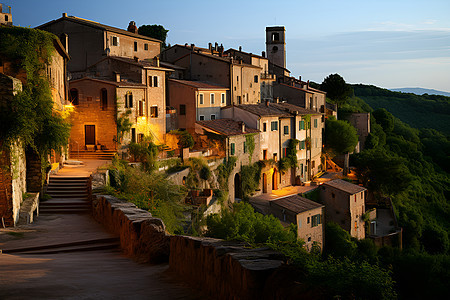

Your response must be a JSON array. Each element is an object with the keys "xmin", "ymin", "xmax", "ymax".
[
  {"xmin": 266, "ymin": 26, "xmax": 286, "ymax": 68},
  {"xmin": 0, "ymin": 3, "xmax": 13, "ymax": 26}
]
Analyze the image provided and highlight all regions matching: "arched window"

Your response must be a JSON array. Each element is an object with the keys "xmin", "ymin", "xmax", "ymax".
[
  {"xmin": 101, "ymin": 88, "xmax": 107, "ymax": 110},
  {"xmin": 70, "ymin": 88, "xmax": 79, "ymax": 105}
]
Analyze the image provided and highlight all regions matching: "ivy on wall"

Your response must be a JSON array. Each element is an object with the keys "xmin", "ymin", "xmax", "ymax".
[{"xmin": 0, "ymin": 27, "xmax": 70, "ymax": 156}]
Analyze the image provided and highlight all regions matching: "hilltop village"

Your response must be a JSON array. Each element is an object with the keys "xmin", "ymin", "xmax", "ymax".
[
  {"xmin": 7, "ymin": 7, "xmax": 447, "ymax": 299},
  {"xmin": 0, "ymin": 10, "xmax": 403, "ymax": 250}
]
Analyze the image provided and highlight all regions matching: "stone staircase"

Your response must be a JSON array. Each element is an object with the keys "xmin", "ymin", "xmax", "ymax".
[
  {"xmin": 69, "ymin": 150, "xmax": 116, "ymax": 160},
  {"xmin": 1, "ymin": 237, "xmax": 120, "ymax": 255},
  {"xmin": 40, "ymin": 176, "xmax": 91, "ymax": 214}
]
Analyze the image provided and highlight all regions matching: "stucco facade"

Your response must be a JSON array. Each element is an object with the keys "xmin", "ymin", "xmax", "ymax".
[
  {"xmin": 168, "ymin": 79, "xmax": 228, "ymax": 133},
  {"xmin": 269, "ymin": 195, "xmax": 324, "ymax": 251},
  {"xmin": 320, "ymin": 179, "xmax": 367, "ymax": 239},
  {"xmin": 38, "ymin": 14, "xmax": 161, "ymax": 73}
]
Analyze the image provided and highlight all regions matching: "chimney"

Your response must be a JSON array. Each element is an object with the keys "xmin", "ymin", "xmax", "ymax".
[
  {"xmin": 261, "ymin": 51, "xmax": 266, "ymax": 58},
  {"xmin": 307, "ymin": 80, "xmax": 310, "ymax": 88},
  {"xmin": 275, "ymin": 97, "xmax": 280, "ymax": 103},
  {"xmin": 62, "ymin": 13, "xmax": 67, "ymax": 18},
  {"xmin": 239, "ymin": 46, "xmax": 242, "ymax": 52},
  {"xmin": 299, "ymin": 76, "xmax": 301, "ymax": 81},
  {"xmin": 265, "ymin": 100, "xmax": 270, "ymax": 107},
  {"xmin": 191, "ymin": 43, "xmax": 195, "ymax": 49},
  {"xmin": 115, "ymin": 73, "xmax": 121, "ymax": 82},
  {"xmin": 214, "ymin": 42, "xmax": 218, "ymax": 51},
  {"xmin": 208, "ymin": 43, "xmax": 212, "ymax": 50},
  {"xmin": 60, "ymin": 33, "xmax": 69, "ymax": 53},
  {"xmin": 127, "ymin": 21, "xmax": 138, "ymax": 33},
  {"xmin": 240, "ymin": 122, "xmax": 245, "ymax": 133}
]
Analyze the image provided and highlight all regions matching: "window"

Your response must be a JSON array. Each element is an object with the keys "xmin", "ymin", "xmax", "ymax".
[
  {"xmin": 237, "ymin": 96, "xmax": 241, "ymax": 104},
  {"xmin": 199, "ymin": 115, "xmax": 205, "ymax": 121},
  {"xmin": 101, "ymin": 88, "xmax": 107, "ymax": 110},
  {"xmin": 299, "ymin": 120, "xmax": 305, "ymax": 130},
  {"xmin": 307, "ymin": 217, "xmax": 310, "ymax": 224},
  {"xmin": 230, "ymin": 143, "xmax": 235, "ymax": 155},
  {"xmin": 210, "ymin": 93, "xmax": 215, "ymax": 104},
  {"xmin": 271, "ymin": 121, "xmax": 278, "ymax": 131},
  {"xmin": 263, "ymin": 122, "xmax": 267, "ymax": 132},
  {"xmin": 148, "ymin": 76, "xmax": 153, "ymax": 87},
  {"xmin": 300, "ymin": 140, "xmax": 305, "ymax": 150},
  {"xmin": 272, "ymin": 32, "xmax": 280, "ymax": 41},
  {"xmin": 236, "ymin": 75, "xmax": 239, "ymax": 82},
  {"xmin": 131, "ymin": 128, "xmax": 136, "ymax": 143},
  {"xmin": 153, "ymin": 76, "xmax": 158, "ymax": 87},
  {"xmin": 199, "ymin": 93, "xmax": 204, "ymax": 105},
  {"xmin": 138, "ymin": 133, "xmax": 144, "ymax": 143},
  {"xmin": 263, "ymin": 149, "xmax": 268, "ymax": 160},
  {"xmin": 221, "ymin": 93, "xmax": 225, "ymax": 104},
  {"xmin": 314, "ymin": 118, "xmax": 318, "ymax": 128},
  {"xmin": 150, "ymin": 106, "xmax": 158, "ymax": 118},
  {"xmin": 111, "ymin": 36, "xmax": 118, "ymax": 46},
  {"xmin": 283, "ymin": 125, "xmax": 289, "ymax": 135},
  {"xmin": 313, "ymin": 215, "xmax": 324, "ymax": 228},
  {"xmin": 87, "ymin": 96, "xmax": 92, "ymax": 101},
  {"xmin": 138, "ymin": 101, "xmax": 144, "ymax": 116},
  {"xmin": 125, "ymin": 92, "xmax": 133, "ymax": 108},
  {"xmin": 254, "ymin": 75, "xmax": 258, "ymax": 83},
  {"xmin": 134, "ymin": 41, "xmax": 138, "ymax": 52},
  {"xmin": 70, "ymin": 88, "xmax": 79, "ymax": 105},
  {"xmin": 210, "ymin": 114, "xmax": 216, "ymax": 120},
  {"xmin": 144, "ymin": 43, "xmax": 148, "ymax": 50},
  {"xmin": 179, "ymin": 104, "xmax": 186, "ymax": 115},
  {"xmin": 243, "ymin": 141, "xmax": 247, "ymax": 153}
]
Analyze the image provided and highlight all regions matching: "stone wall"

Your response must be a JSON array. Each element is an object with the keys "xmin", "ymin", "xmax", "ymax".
[{"xmin": 92, "ymin": 195, "xmax": 322, "ymax": 299}]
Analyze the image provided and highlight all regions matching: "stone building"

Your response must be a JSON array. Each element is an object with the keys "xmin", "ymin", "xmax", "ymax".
[
  {"xmin": 168, "ymin": 79, "xmax": 228, "ymax": 133},
  {"xmin": 0, "ymin": 30, "xmax": 70, "ymax": 226},
  {"xmin": 161, "ymin": 44, "xmax": 262, "ymax": 105},
  {"xmin": 269, "ymin": 194, "xmax": 324, "ymax": 251},
  {"xmin": 222, "ymin": 101, "xmax": 323, "ymax": 193},
  {"xmin": 266, "ymin": 26, "xmax": 286, "ymax": 72},
  {"xmin": 347, "ymin": 112, "xmax": 370, "ymax": 152},
  {"xmin": 195, "ymin": 119, "xmax": 260, "ymax": 202},
  {"xmin": 224, "ymin": 48, "xmax": 276, "ymax": 103},
  {"xmin": 320, "ymin": 179, "xmax": 367, "ymax": 239},
  {"xmin": 37, "ymin": 14, "xmax": 162, "ymax": 73},
  {"xmin": 0, "ymin": 3, "xmax": 12, "ymax": 26}
]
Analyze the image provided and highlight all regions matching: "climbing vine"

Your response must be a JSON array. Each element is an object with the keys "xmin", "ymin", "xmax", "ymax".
[
  {"xmin": 216, "ymin": 156, "xmax": 237, "ymax": 191},
  {"xmin": 116, "ymin": 109, "xmax": 133, "ymax": 143},
  {"xmin": 240, "ymin": 162, "xmax": 262, "ymax": 199},
  {"xmin": 0, "ymin": 27, "xmax": 71, "ymax": 156},
  {"xmin": 278, "ymin": 139, "xmax": 299, "ymax": 173},
  {"xmin": 245, "ymin": 133, "xmax": 256, "ymax": 162}
]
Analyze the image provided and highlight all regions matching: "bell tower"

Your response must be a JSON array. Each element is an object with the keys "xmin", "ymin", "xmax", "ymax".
[{"xmin": 266, "ymin": 26, "xmax": 286, "ymax": 68}]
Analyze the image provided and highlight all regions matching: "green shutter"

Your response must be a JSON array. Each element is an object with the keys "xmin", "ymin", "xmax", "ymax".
[{"xmin": 231, "ymin": 143, "xmax": 235, "ymax": 155}]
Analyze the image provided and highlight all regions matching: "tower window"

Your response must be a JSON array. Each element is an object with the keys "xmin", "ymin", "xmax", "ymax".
[
  {"xmin": 272, "ymin": 32, "xmax": 280, "ymax": 42},
  {"xmin": 272, "ymin": 46, "xmax": 278, "ymax": 53}
]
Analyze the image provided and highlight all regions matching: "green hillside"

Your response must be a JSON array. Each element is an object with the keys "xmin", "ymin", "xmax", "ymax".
[{"xmin": 352, "ymin": 84, "xmax": 450, "ymax": 135}]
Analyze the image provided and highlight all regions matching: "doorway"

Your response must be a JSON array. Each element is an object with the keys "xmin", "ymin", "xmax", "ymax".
[
  {"xmin": 85, "ymin": 125, "xmax": 95, "ymax": 145},
  {"xmin": 262, "ymin": 173, "xmax": 267, "ymax": 193},
  {"xmin": 272, "ymin": 169, "xmax": 278, "ymax": 190},
  {"xmin": 234, "ymin": 173, "xmax": 241, "ymax": 201}
]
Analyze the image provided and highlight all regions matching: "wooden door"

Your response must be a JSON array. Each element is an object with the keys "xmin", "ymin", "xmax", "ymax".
[{"xmin": 85, "ymin": 125, "xmax": 95, "ymax": 145}]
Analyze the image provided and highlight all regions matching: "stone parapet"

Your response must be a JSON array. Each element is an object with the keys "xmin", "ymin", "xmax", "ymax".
[{"xmin": 92, "ymin": 194, "xmax": 322, "ymax": 299}]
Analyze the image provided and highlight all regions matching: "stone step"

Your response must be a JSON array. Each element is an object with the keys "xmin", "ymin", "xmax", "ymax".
[
  {"xmin": 47, "ymin": 185, "xmax": 88, "ymax": 193},
  {"xmin": 47, "ymin": 182, "xmax": 89, "ymax": 187},
  {"xmin": 2, "ymin": 237, "xmax": 119, "ymax": 254},
  {"xmin": 41, "ymin": 197, "xmax": 89, "ymax": 203},
  {"xmin": 39, "ymin": 208, "xmax": 91, "ymax": 214}
]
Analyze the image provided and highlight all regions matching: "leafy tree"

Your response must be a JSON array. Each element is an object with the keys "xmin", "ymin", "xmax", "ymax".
[
  {"xmin": 373, "ymin": 108, "xmax": 394, "ymax": 133},
  {"xmin": 170, "ymin": 129, "xmax": 194, "ymax": 149},
  {"xmin": 206, "ymin": 202, "xmax": 296, "ymax": 244},
  {"xmin": 320, "ymin": 74, "xmax": 353, "ymax": 106},
  {"xmin": 352, "ymin": 148, "xmax": 413, "ymax": 196},
  {"xmin": 324, "ymin": 222, "xmax": 357, "ymax": 258},
  {"xmin": 138, "ymin": 24, "xmax": 169, "ymax": 47},
  {"xmin": 325, "ymin": 117, "xmax": 358, "ymax": 174}
]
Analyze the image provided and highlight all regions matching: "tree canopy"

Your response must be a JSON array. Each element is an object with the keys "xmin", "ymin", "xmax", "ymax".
[
  {"xmin": 324, "ymin": 117, "xmax": 358, "ymax": 155},
  {"xmin": 138, "ymin": 24, "xmax": 169, "ymax": 46},
  {"xmin": 320, "ymin": 74, "xmax": 353, "ymax": 105}
]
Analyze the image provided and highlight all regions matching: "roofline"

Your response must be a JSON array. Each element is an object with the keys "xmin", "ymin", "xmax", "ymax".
[
  {"xmin": 69, "ymin": 76, "xmax": 146, "ymax": 88},
  {"xmin": 225, "ymin": 48, "xmax": 267, "ymax": 60},
  {"xmin": 37, "ymin": 15, "xmax": 162, "ymax": 44},
  {"xmin": 168, "ymin": 79, "xmax": 229, "ymax": 90},
  {"xmin": 172, "ymin": 50, "xmax": 262, "ymax": 69},
  {"xmin": 322, "ymin": 181, "xmax": 367, "ymax": 194},
  {"xmin": 279, "ymin": 82, "xmax": 313, "ymax": 94}
]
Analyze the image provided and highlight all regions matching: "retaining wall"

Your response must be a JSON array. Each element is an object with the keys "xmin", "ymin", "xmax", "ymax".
[{"xmin": 91, "ymin": 195, "xmax": 319, "ymax": 299}]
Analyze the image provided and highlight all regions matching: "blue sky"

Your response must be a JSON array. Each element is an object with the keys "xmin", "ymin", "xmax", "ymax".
[{"xmin": 6, "ymin": 0, "xmax": 450, "ymax": 92}]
